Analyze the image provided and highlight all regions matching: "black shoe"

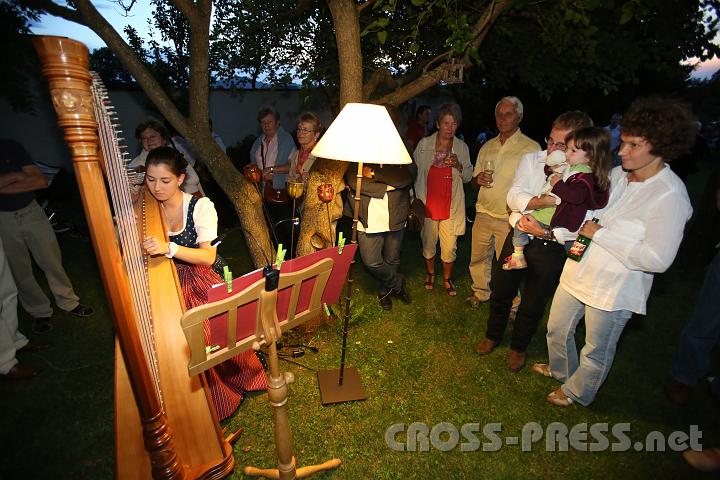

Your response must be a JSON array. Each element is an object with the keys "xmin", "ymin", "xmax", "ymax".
[
  {"xmin": 18, "ymin": 340, "xmax": 51, "ymax": 353},
  {"xmin": 32, "ymin": 318, "xmax": 54, "ymax": 334},
  {"xmin": 65, "ymin": 304, "xmax": 95, "ymax": 317},
  {"xmin": 378, "ymin": 291, "xmax": 393, "ymax": 311},
  {"xmin": 392, "ymin": 281, "xmax": 412, "ymax": 304},
  {"xmin": 51, "ymin": 221, "xmax": 72, "ymax": 234}
]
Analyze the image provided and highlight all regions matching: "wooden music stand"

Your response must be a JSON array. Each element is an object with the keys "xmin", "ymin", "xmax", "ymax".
[{"xmin": 180, "ymin": 256, "xmax": 349, "ymax": 479}]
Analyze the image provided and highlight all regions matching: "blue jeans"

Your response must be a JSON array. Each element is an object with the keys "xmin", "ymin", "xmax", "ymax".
[
  {"xmin": 546, "ymin": 285, "xmax": 632, "ymax": 406},
  {"xmin": 512, "ymin": 221, "xmax": 548, "ymax": 248},
  {"xmin": 670, "ymin": 252, "xmax": 720, "ymax": 394},
  {"xmin": 357, "ymin": 229, "xmax": 405, "ymax": 295}
]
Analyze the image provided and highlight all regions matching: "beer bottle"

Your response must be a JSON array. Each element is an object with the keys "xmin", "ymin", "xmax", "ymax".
[{"xmin": 567, "ymin": 218, "xmax": 599, "ymax": 261}]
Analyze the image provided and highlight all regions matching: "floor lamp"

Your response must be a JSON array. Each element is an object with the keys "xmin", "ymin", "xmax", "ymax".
[{"xmin": 311, "ymin": 103, "xmax": 412, "ymax": 404}]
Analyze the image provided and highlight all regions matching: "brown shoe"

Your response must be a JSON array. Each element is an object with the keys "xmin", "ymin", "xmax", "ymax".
[
  {"xmin": 546, "ymin": 387, "xmax": 574, "ymax": 407},
  {"xmin": 18, "ymin": 340, "xmax": 51, "ymax": 353},
  {"xmin": 1, "ymin": 363, "xmax": 40, "ymax": 380},
  {"xmin": 683, "ymin": 448, "xmax": 720, "ymax": 472},
  {"xmin": 465, "ymin": 294, "xmax": 486, "ymax": 309},
  {"xmin": 475, "ymin": 338, "xmax": 498, "ymax": 355},
  {"xmin": 508, "ymin": 349, "xmax": 526, "ymax": 372},
  {"xmin": 664, "ymin": 378, "xmax": 691, "ymax": 405}
]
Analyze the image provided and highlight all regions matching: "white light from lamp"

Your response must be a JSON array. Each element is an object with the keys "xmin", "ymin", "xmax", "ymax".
[{"xmin": 311, "ymin": 103, "xmax": 412, "ymax": 165}]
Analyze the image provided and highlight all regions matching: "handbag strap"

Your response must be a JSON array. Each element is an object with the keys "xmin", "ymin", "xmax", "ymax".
[{"xmin": 409, "ymin": 184, "xmax": 418, "ymax": 206}]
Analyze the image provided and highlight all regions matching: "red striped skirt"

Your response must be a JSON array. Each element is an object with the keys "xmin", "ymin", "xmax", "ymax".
[{"xmin": 176, "ymin": 263, "xmax": 268, "ymax": 421}]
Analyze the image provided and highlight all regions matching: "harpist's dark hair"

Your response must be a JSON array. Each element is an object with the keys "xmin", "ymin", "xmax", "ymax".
[{"xmin": 145, "ymin": 146, "xmax": 187, "ymax": 176}]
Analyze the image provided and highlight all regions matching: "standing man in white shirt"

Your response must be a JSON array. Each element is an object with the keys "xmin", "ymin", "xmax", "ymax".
[
  {"xmin": 467, "ymin": 97, "xmax": 540, "ymax": 308},
  {"xmin": 250, "ymin": 107, "xmax": 297, "ymax": 248},
  {"xmin": 474, "ymin": 111, "xmax": 593, "ymax": 373}
]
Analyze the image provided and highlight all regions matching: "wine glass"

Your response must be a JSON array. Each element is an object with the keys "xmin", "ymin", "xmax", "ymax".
[{"xmin": 483, "ymin": 158, "xmax": 495, "ymax": 188}]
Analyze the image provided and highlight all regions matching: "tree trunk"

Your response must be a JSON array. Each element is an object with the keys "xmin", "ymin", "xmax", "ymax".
[
  {"xmin": 296, "ymin": 0, "xmax": 362, "ymax": 254},
  {"xmin": 190, "ymin": 135, "xmax": 275, "ymax": 266}
]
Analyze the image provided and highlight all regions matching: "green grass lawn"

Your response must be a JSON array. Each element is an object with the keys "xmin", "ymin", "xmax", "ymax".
[{"xmin": 1, "ymin": 166, "xmax": 718, "ymax": 479}]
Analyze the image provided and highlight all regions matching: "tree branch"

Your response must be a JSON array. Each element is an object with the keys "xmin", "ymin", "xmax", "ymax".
[
  {"xmin": 24, "ymin": 0, "xmax": 86, "ymax": 25},
  {"xmin": 362, "ymin": 67, "xmax": 396, "ymax": 101},
  {"xmin": 357, "ymin": 0, "xmax": 380, "ymax": 14},
  {"xmin": 374, "ymin": 0, "xmax": 513, "ymax": 107},
  {"xmin": 373, "ymin": 66, "xmax": 446, "ymax": 107}
]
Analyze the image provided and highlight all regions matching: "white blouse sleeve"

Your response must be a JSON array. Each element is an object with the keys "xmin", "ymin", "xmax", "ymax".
[
  {"xmin": 593, "ymin": 191, "xmax": 692, "ymax": 273},
  {"xmin": 192, "ymin": 197, "xmax": 219, "ymax": 244}
]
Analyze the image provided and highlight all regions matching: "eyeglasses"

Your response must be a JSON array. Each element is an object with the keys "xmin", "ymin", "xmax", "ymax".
[
  {"xmin": 297, "ymin": 127, "xmax": 316, "ymax": 134},
  {"xmin": 545, "ymin": 137, "xmax": 567, "ymax": 152}
]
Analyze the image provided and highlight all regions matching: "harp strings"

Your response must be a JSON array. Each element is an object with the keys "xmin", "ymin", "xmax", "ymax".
[{"xmin": 90, "ymin": 75, "xmax": 163, "ymax": 406}]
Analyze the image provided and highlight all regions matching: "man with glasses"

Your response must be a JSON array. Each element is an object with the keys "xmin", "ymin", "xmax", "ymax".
[
  {"xmin": 474, "ymin": 111, "xmax": 593, "ymax": 372},
  {"xmin": 467, "ymin": 96, "xmax": 540, "ymax": 308}
]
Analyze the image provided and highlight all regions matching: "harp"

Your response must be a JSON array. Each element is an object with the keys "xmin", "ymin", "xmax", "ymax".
[{"xmin": 32, "ymin": 36, "xmax": 234, "ymax": 479}]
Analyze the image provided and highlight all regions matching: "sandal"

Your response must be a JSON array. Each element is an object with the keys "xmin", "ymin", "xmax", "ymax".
[
  {"xmin": 502, "ymin": 253, "xmax": 528, "ymax": 271},
  {"xmin": 546, "ymin": 388, "xmax": 574, "ymax": 407},
  {"xmin": 444, "ymin": 278, "xmax": 457, "ymax": 297},
  {"xmin": 424, "ymin": 272, "xmax": 435, "ymax": 290},
  {"xmin": 531, "ymin": 363, "xmax": 553, "ymax": 378}
]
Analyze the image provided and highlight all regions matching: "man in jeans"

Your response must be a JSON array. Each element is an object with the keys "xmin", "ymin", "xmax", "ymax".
[
  {"xmin": 467, "ymin": 96, "xmax": 540, "ymax": 308},
  {"xmin": 344, "ymin": 162, "xmax": 416, "ymax": 310},
  {"xmin": 474, "ymin": 111, "xmax": 593, "ymax": 372},
  {"xmin": 0, "ymin": 139, "xmax": 94, "ymax": 333}
]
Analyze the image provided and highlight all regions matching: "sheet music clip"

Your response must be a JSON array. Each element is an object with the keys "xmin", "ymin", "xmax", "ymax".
[
  {"xmin": 223, "ymin": 266, "xmax": 233, "ymax": 293},
  {"xmin": 263, "ymin": 265, "xmax": 279, "ymax": 291},
  {"xmin": 337, "ymin": 233, "xmax": 345, "ymax": 254},
  {"xmin": 275, "ymin": 244, "xmax": 286, "ymax": 269}
]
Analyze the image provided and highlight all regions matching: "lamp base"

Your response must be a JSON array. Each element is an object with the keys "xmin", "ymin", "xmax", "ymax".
[{"xmin": 317, "ymin": 367, "xmax": 366, "ymax": 405}]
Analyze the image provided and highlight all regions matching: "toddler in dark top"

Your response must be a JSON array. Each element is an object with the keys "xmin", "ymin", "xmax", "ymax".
[{"xmin": 503, "ymin": 126, "xmax": 612, "ymax": 270}]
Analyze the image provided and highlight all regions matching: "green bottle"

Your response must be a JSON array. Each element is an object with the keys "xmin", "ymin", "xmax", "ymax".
[{"xmin": 567, "ymin": 218, "xmax": 599, "ymax": 261}]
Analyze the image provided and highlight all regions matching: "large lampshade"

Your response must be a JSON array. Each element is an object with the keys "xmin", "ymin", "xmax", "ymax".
[{"xmin": 312, "ymin": 103, "xmax": 412, "ymax": 165}]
